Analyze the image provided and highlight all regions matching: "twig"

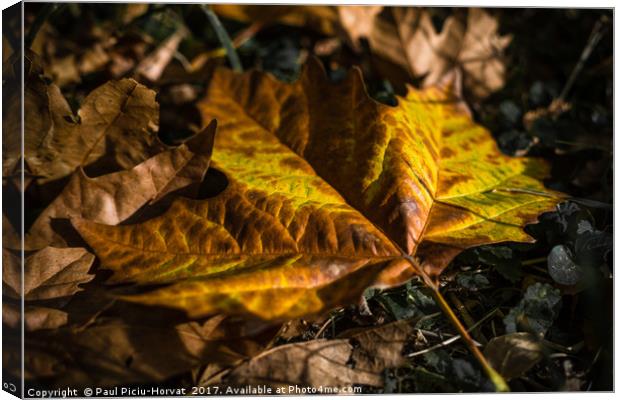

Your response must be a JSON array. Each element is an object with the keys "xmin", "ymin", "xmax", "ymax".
[
  {"xmin": 558, "ymin": 15, "xmax": 609, "ymax": 101},
  {"xmin": 406, "ymin": 307, "xmax": 498, "ymax": 358},
  {"xmin": 522, "ymin": 257, "xmax": 547, "ymax": 266},
  {"xmin": 432, "ymin": 289, "xmax": 509, "ymax": 391},
  {"xmin": 404, "ymin": 254, "xmax": 508, "ymax": 391},
  {"xmin": 552, "ymin": 139, "xmax": 612, "ymax": 154},
  {"xmin": 448, "ymin": 292, "xmax": 487, "ymax": 345},
  {"xmin": 233, "ymin": 21, "xmax": 264, "ymax": 48},
  {"xmin": 201, "ymin": 5, "xmax": 242, "ymax": 73},
  {"xmin": 314, "ymin": 317, "xmax": 334, "ymax": 339},
  {"xmin": 314, "ymin": 308, "xmax": 344, "ymax": 339}
]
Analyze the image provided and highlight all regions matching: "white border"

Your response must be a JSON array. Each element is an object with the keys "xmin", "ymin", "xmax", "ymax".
[{"xmin": 0, "ymin": 1, "xmax": 616, "ymax": 400}]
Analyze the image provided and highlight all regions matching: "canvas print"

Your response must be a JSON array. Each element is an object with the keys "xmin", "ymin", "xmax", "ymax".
[{"xmin": 2, "ymin": 3, "xmax": 613, "ymax": 396}]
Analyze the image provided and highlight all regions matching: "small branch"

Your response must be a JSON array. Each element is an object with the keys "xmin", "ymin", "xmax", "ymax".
[
  {"xmin": 407, "ymin": 307, "xmax": 497, "ymax": 357},
  {"xmin": 403, "ymin": 255, "xmax": 508, "ymax": 391},
  {"xmin": 448, "ymin": 291, "xmax": 487, "ymax": 345},
  {"xmin": 233, "ymin": 21, "xmax": 264, "ymax": 48},
  {"xmin": 431, "ymin": 289, "xmax": 509, "ymax": 392},
  {"xmin": 521, "ymin": 256, "xmax": 547, "ymax": 266},
  {"xmin": 314, "ymin": 318, "xmax": 333, "ymax": 339},
  {"xmin": 558, "ymin": 15, "xmax": 609, "ymax": 102},
  {"xmin": 201, "ymin": 5, "xmax": 243, "ymax": 73}
]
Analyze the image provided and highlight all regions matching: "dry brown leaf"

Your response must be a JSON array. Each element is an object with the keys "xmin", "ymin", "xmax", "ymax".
[
  {"xmin": 212, "ymin": 5, "xmax": 340, "ymax": 35},
  {"xmin": 341, "ymin": 7, "xmax": 512, "ymax": 98},
  {"xmin": 337, "ymin": 5, "xmax": 383, "ymax": 50},
  {"xmin": 3, "ymin": 303, "xmax": 68, "ymax": 332},
  {"xmin": 135, "ymin": 28, "xmax": 187, "ymax": 82},
  {"xmin": 122, "ymin": 3, "xmax": 149, "ymax": 24},
  {"xmin": 3, "ymin": 247, "xmax": 94, "ymax": 301},
  {"xmin": 20, "ymin": 315, "xmax": 274, "ymax": 388},
  {"xmin": 21, "ymin": 121, "xmax": 216, "ymax": 250},
  {"xmin": 2, "ymin": 247, "xmax": 94, "ymax": 332},
  {"xmin": 3, "ymin": 214, "xmax": 20, "ymax": 249},
  {"xmin": 224, "ymin": 321, "xmax": 414, "ymax": 389},
  {"xmin": 3, "ymin": 52, "xmax": 163, "ymax": 184},
  {"xmin": 484, "ymin": 332, "xmax": 545, "ymax": 380}
]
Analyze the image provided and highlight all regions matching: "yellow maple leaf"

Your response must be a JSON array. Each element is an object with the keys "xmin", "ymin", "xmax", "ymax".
[{"xmin": 74, "ymin": 59, "xmax": 564, "ymax": 321}]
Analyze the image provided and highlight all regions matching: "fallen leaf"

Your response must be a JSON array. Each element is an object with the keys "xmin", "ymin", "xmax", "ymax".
[
  {"xmin": 135, "ymin": 28, "xmax": 187, "ymax": 82},
  {"xmin": 224, "ymin": 320, "xmax": 413, "ymax": 389},
  {"xmin": 212, "ymin": 5, "xmax": 339, "ymax": 35},
  {"xmin": 22, "ymin": 120, "xmax": 216, "ymax": 250},
  {"xmin": 337, "ymin": 5, "xmax": 383, "ymax": 50},
  {"xmin": 484, "ymin": 332, "xmax": 545, "ymax": 380},
  {"xmin": 2, "ymin": 247, "xmax": 94, "ymax": 332},
  {"xmin": 20, "ymin": 314, "xmax": 274, "ymax": 388},
  {"xmin": 4, "ymin": 303, "xmax": 68, "ymax": 332},
  {"xmin": 503, "ymin": 282, "xmax": 562, "ymax": 336},
  {"xmin": 4, "ymin": 52, "xmax": 163, "ymax": 184},
  {"xmin": 3, "ymin": 214, "xmax": 20, "ymax": 249},
  {"xmin": 30, "ymin": 12, "xmax": 151, "ymax": 86},
  {"xmin": 3, "ymin": 247, "xmax": 94, "ymax": 300},
  {"xmin": 74, "ymin": 60, "xmax": 563, "ymax": 320},
  {"xmin": 341, "ymin": 7, "xmax": 512, "ymax": 98},
  {"xmin": 122, "ymin": 3, "xmax": 149, "ymax": 24},
  {"xmin": 3, "ymin": 51, "xmax": 43, "ymax": 179}
]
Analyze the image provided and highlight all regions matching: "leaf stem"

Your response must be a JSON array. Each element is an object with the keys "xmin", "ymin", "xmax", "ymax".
[
  {"xmin": 431, "ymin": 287, "xmax": 510, "ymax": 392},
  {"xmin": 558, "ymin": 15, "xmax": 609, "ymax": 101},
  {"xmin": 201, "ymin": 5, "xmax": 243, "ymax": 73}
]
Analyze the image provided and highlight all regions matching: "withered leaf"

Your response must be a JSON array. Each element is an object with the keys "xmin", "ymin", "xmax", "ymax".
[
  {"xmin": 224, "ymin": 320, "xmax": 414, "ymax": 388},
  {"xmin": 4, "ymin": 52, "xmax": 162, "ymax": 184},
  {"xmin": 341, "ymin": 7, "xmax": 512, "ymax": 98},
  {"xmin": 337, "ymin": 5, "xmax": 383, "ymax": 50},
  {"xmin": 74, "ymin": 60, "xmax": 563, "ymax": 321},
  {"xmin": 3, "ymin": 303, "xmax": 68, "ymax": 332},
  {"xmin": 212, "ymin": 5, "xmax": 340, "ymax": 35},
  {"xmin": 21, "ymin": 315, "xmax": 272, "ymax": 388},
  {"xmin": 2, "ymin": 247, "xmax": 94, "ymax": 332},
  {"xmin": 22, "ymin": 120, "xmax": 216, "ymax": 250},
  {"xmin": 3, "ymin": 247, "xmax": 94, "ymax": 300},
  {"xmin": 484, "ymin": 332, "xmax": 545, "ymax": 380},
  {"xmin": 135, "ymin": 28, "xmax": 187, "ymax": 83}
]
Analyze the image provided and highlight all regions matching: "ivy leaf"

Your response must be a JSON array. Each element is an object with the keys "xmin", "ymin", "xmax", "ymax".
[
  {"xmin": 473, "ymin": 246, "xmax": 522, "ymax": 283},
  {"xmin": 574, "ymin": 229, "xmax": 612, "ymax": 269},
  {"xmin": 456, "ymin": 272, "xmax": 490, "ymax": 291},
  {"xmin": 74, "ymin": 60, "xmax": 563, "ymax": 320},
  {"xmin": 503, "ymin": 282, "xmax": 562, "ymax": 337},
  {"xmin": 547, "ymin": 244, "xmax": 583, "ymax": 286}
]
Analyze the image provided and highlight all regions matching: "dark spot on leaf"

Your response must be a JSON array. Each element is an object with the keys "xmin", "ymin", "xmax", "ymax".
[{"xmin": 440, "ymin": 147, "xmax": 455, "ymax": 158}]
